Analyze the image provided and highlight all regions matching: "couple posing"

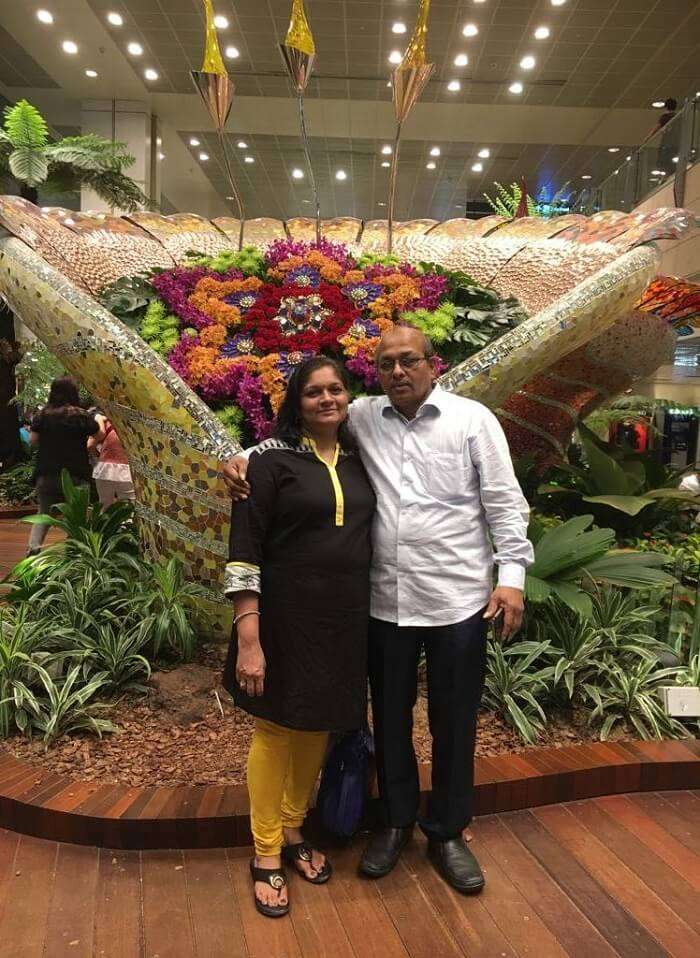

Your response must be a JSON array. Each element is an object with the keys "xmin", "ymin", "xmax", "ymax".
[{"xmin": 222, "ymin": 323, "xmax": 533, "ymax": 918}]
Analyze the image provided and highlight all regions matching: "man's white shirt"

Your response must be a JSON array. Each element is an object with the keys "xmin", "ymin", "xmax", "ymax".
[{"xmin": 347, "ymin": 386, "xmax": 533, "ymax": 627}]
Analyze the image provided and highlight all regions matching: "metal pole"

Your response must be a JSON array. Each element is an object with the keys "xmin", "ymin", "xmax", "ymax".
[
  {"xmin": 387, "ymin": 121, "xmax": 402, "ymax": 254},
  {"xmin": 297, "ymin": 93, "xmax": 320, "ymax": 243},
  {"xmin": 217, "ymin": 129, "xmax": 245, "ymax": 250}
]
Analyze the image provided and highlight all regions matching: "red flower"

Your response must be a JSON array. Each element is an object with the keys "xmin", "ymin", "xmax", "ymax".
[{"xmin": 241, "ymin": 283, "xmax": 361, "ymax": 353}]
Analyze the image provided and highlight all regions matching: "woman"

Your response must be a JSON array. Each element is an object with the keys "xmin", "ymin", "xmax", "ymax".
[
  {"xmin": 90, "ymin": 414, "xmax": 135, "ymax": 506},
  {"xmin": 223, "ymin": 357, "xmax": 375, "ymax": 918},
  {"xmin": 27, "ymin": 377, "xmax": 98, "ymax": 555}
]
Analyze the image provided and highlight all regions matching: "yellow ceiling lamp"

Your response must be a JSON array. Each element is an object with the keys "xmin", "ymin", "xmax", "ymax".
[
  {"xmin": 279, "ymin": 0, "xmax": 321, "ymax": 241},
  {"xmin": 191, "ymin": 0, "xmax": 245, "ymax": 248},
  {"xmin": 388, "ymin": 0, "xmax": 435, "ymax": 252}
]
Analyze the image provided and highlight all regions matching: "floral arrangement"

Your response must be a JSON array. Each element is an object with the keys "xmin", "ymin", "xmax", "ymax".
[{"xmin": 99, "ymin": 240, "xmax": 528, "ymax": 444}]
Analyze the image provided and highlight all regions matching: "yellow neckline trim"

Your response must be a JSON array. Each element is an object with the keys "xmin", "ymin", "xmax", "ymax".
[{"xmin": 305, "ymin": 436, "xmax": 344, "ymax": 526}]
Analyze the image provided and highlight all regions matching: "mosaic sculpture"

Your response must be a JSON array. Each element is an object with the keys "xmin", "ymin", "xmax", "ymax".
[{"xmin": 0, "ymin": 198, "xmax": 696, "ymax": 636}]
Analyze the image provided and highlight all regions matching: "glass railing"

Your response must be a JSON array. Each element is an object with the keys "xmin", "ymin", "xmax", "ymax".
[{"xmin": 574, "ymin": 96, "xmax": 699, "ymax": 215}]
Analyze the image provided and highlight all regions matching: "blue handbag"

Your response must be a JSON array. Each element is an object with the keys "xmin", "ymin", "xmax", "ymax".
[{"xmin": 317, "ymin": 729, "xmax": 374, "ymax": 838}]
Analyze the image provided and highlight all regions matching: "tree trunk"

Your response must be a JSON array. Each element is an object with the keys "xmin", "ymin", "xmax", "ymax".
[{"xmin": 0, "ymin": 299, "xmax": 22, "ymax": 470}]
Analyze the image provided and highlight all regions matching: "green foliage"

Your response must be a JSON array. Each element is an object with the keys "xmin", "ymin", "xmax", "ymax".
[
  {"xmin": 483, "ymin": 640, "xmax": 555, "ymax": 744},
  {"xmin": 355, "ymin": 252, "xmax": 400, "ymax": 269},
  {"xmin": 97, "ymin": 272, "xmax": 161, "ymax": 327},
  {"xmin": 399, "ymin": 302, "xmax": 457, "ymax": 343},
  {"xmin": 139, "ymin": 300, "xmax": 180, "ymax": 354},
  {"xmin": 184, "ymin": 246, "xmax": 267, "ymax": 277},
  {"xmin": 214, "ymin": 404, "xmax": 244, "ymax": 442},
  {"xmin": 0, "ymin": 460, "xmax": 35, "ymax": 505},
  {"xmin": 20, "ymin": 663, "xmax": 116, "ymax": 743},
  {"xmin": 12, "ymin": 341, "xmax": 72, "ymax": 411},
  {"xmin": 0, "ymin": 99, "xmax": 148, "ymax": 210},
  {"xmin": 586, "ymin": 659, "xmax": 687, "ymax": 741},
  {"xmin": 484, "ymin": 181, "xmax": 539, "ymax": 219}
]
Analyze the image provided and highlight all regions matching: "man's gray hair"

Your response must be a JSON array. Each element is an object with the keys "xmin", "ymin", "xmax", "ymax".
[{"xmin": 377, "ymin": 320, "xmax": 435, "ymax": 359}]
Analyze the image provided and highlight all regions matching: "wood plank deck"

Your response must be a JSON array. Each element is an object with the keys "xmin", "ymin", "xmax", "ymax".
[{"xmin": 0, "ymin": 791, "xmax": 697, "ymax": 958}]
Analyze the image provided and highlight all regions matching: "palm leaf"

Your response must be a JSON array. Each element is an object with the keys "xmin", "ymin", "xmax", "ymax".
[
  {"xmin": 3, "ymin": 100, "xmax": 49, "ymax": 149},
  {"xmin": 9, "ymin": 147, "xmax": 48, "ymax": 187}
]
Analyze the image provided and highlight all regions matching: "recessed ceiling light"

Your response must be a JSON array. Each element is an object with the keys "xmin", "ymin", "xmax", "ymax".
[
  {"xmin": 144, "ymin": 68, "xmax": 159, "ymax": 81},
  {"xmin": 158, "ymin": 152, "xmax": 165, "ymax": 161},
  {"xmin": 626, "ymin": 154, "xmax": 631, "ymax": 161},
  {"xmin": 335, "ymin": 169, "xmax": 348, "ymax": 181},
  {"xmin": 381, "ymin": 161, "xmax": 391, "ymax": 168},
  {"xmin": 378, "ymin": 202, "xmax": 386, "ymax": 207},
  {"xmin": 199, "ymin": 152, "xmax": 209, "ymax": 161},
  {"xmin": 534, "ymin": 26, "xmax": 550, "ymax": 40},
  {"xmin": 244, "ymin": 156, "xmax": 255, "ymax": 163},
  {"xmin": 429, "ymin": 146, "xmax": 441, "ymax": 157},
  {"xmin": 608, "ymin": 147, "xmax": 620, "ymax": 153},
  {"xmin": 388, "ymin": 50, "xmax": 403, "ymax": 64},
  {"xmin": 381, "ymin": 145, "xmax": 392, "ymax": 155},
  {"xmin": 237, "ymin": 141, "xmax": 248, "ymax": 149},
  {"xmin": 652, "ymin": 100, "xmax": 664, "ymax": 108},
  {"xmin": 36, "ymin": 10, "xmax": 54, "ymax": 24},
  {"xmin": 509, "ymin": 81, "xmax": 523, "ymax": 94},
  {"xmin": 651, "ymin": 169, "xmax": 665, "ymax": 176},
  {"xmin": 107, "ymin": 12, "xmax": 123, "ymax": 26},
  {"xmin": 462, "ymin": 23, "xmax": 478, "ymax": 37},
  {"xmin": 581, "ymin": 174, "xmax": 592, "ymax": 180},
  {"xmin": 478, "ymin": 147, "xmax": 490, "ymax": 158},
  {"xmin": 190, "ymin": 138, "xmax": 201, "ymax": 147},
  {"xmin": 520, "ymin": 55, "xmax": 536, "ymax": 70},
  {"xmin": 613, "ymin": 169, "xmax": 619, "ymax": 175},
  {"xmin": 426, "ymin": 162, "xmax": 437, "ymax": 170},
  {"xmin": 447, "ymin": 79, "xmax": 461, "ymax": 92},
  {"xmin": 85, "ymin": 69, "xmax": 98, "ymax": 78},
  {"xmin": 291, "ymin": 168, "xmax": 304, "ymax": 179},
  {"xmin": 473, "ymin": 0, "xmax": 486, "ymax": 4},
  {"xmin": 62, "ymin": 40, "xmax": 78, "ymax": 54},
  {"xmin": 550, "ymin": 0, "xmax": 567, "ymax": 6},
  {"xmin": 156, "ymin": 137, "xmax": 162, "ymax": 146},
  {"xmin": 471, "ymin": 162, "xmax": 483, "ymax": 172},
  {"xmin": 128, "ymin": 42, "xmax": 143, "ymax": 56},
  {"xmin": 225, "ymin": 46, "xmax": 239, "ymax": 59},
  {"xmin": 672, "ymin": 156, "xmax": 679, "ymax": 163},
  {"xmin": 392, "ymin": 22, "xmax": 407, "ymax": 34},
  {"xmin": 454, "ymin": 53, "xmax": 468, "ymax": 67},
  {"xmin": 214, "ymin": 15, "xmax": 229, "ymax": 29}
]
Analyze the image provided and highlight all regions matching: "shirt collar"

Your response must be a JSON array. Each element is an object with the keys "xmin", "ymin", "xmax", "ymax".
[{"xmin": 380, "ymin": 384, "xmax": 445, "ymax": 420}]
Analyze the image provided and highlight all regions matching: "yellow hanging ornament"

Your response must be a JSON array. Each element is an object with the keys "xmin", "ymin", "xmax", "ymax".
[
  {"xmin": 284, "ymin": 0, "xmax": 315, "ymax": 56},
  {"xmin": 200, "ymin": 0, "xmax": 228, "ymax": 75},
  {"xmin": 400, "ymin": 0, "xmax": 431, "ymax": 69}
]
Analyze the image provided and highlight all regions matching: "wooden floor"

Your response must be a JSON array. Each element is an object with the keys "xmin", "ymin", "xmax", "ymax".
[
  {"xmin": 0, "ymin": 791, "xmax": 698, "ymax": 958},
  {"xmin": 0, "ymin": 517, "xmax": 61, "ymax": 580}
]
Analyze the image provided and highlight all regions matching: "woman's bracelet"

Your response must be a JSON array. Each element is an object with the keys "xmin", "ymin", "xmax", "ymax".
[{"xmin": 234, "ymin": 610, "xmax": 260, "ymax": 626}]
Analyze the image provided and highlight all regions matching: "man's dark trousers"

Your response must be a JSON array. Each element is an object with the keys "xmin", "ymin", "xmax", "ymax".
[{"xmin": 368, "ymin": 609, "xmax": 488, "ymax": 840}]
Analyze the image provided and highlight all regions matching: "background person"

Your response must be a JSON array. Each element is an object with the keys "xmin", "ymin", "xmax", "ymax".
[
  {"xmin": 26, "ymin": 376, "xmax": 98, "ymax": 555},
  {"xmin": 223, "ymin": 356, "xmax": 375, "ymax": 918},
  {"xmin": 89, "ymin": 413, "xmax": 135, "ymax": 506}
]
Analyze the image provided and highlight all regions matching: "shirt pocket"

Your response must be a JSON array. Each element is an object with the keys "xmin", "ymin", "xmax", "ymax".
[{"xmin": 419, "ymin": 452, "xmax": 467, "ymax": 501}]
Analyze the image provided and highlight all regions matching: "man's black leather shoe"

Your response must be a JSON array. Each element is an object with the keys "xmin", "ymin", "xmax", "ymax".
[
  {"xmin": 427, "ymin": 837, "xmax": 485, "ymax": 894},
  {"xmin": 359, "ymin": 826, "xmax": 413, "ymax": 878}
]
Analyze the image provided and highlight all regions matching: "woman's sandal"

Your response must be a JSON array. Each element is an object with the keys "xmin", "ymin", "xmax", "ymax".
[
  {"xmin": 281, "ymin": 841, "xmax": 332, "ymax": 884},
  {"xmin": 249, "ymin": 861, "xmax": 289, "ymax": 918}
]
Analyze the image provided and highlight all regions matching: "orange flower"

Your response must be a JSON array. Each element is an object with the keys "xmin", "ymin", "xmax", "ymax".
[
  {"xmin": 257, "ymin": 354, "xmax": 286, "ymax": 412},
  {"xmin": 199, "ymin": 324, "xmax": 227, "ymax": 348},
  {"xmin": 188, "ymin": 276, "xmax": 262, "ymax": 328}
]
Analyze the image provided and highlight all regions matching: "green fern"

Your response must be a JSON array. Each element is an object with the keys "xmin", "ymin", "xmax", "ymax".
[
  {"xmin": 3, "ymin": 100, "xmax": 49, "ymax": 150},
  {"xmin": 8, "ymin": 147, "xmax": 48, "ymax": 187}
]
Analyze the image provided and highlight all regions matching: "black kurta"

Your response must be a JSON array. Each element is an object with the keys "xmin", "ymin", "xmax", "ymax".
[{"xmin": 222, "ymin": 438, "xmax": 375, "ymax": 731}]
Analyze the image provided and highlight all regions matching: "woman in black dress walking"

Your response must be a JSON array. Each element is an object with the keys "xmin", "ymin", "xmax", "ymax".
[{"xmin": 223, "ymin": 356, "xmax": 375, "ymax": 918}]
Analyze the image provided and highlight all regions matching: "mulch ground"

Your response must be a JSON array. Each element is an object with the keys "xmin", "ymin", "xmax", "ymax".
[{"xmin": 1, "ymin": 643, "xmax": 625, "ymax": 788}]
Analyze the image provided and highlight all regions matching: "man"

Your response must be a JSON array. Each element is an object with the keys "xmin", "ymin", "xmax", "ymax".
[{"xmin": 224, "ymin": 324, "xmax": 533, "ymax": 894}]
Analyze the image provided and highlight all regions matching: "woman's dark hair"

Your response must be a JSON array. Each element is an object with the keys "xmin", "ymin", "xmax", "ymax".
[
  {"xmin": 273, "ymin": 356, "xmax": 356, "ymax": 452},
  {"xmin": 46, "ymin": 376, "xmax": 81, "ymax": 409}
]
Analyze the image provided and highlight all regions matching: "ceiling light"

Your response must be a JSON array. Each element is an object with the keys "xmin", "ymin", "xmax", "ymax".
[
  {"xmin": 613, "ymin": 169, "xmax": 619, "ymax": 175},
  {"xmin": 652, "ymin": 100, "xmax": 664, "ymax": 108},
  {"xmin": 388, "ymin": 50, "xmax": 403, "ymax": 64},
  {"xmin": 447, "ymin": 79, "xmax": 461, "ymax": 92},
  {"xmin": 651, "ymin": 169, "xmax": 665, "ymax": 176},
  {"xmin": 473, "ymin": 0, "xmax": 486, "ymax": 4},
  {"xmin": 626, "ymin": 154, "xmax": 631, "ymax": 160},
  {"xmin": 214, "ymin": 15, "xmax": 229, "ymax": 29},
  {"xmin": 189, "ymin": 137, "xmax": 201, "ymax": 147},
  {"xmin": 429, "ymin": 146, "xmax": 441, "ymax": 157},
  {"xmin": 378, "ymin": 202, "xmax": 386, "ymax": 207},
  {"xmin": 392, "ymin": 22, "xmax": 407, "ymax": 34},
  {"xmin": 462, "ymin": 23, "xmax": 478, "ymax": 37},
  {"xmin": 144, "ymin": 68, "xmax": 159, "ymax": 81},
  {"xmin": 237, "ymin": 141, "xmax": 248, "ymax": 149},
  {"xmin": 426, "ymin": 162, "xmax": 437, "ymax": 170},
  {"xmin": 386, "ymin": 81, "xmax": 392, "ymax": 87},
  {"xmin": 550, "ymin": 0, "xmax": 567, "ymax": 6},
  {"xmin": 381, "ymin": 161, "xmax": 391, "ymax": 168},
  {"xmin": 520, "ymin": 55, "xmax": 536, "ymax": 70},
  {"xmin": 672, "ymin": 156, "xmax": 679, "ymax": 163},
  {"xmin": 381, "ymin": 145, "xmax": 392, "ymax": 155},
  {"xmin": 36, "ymin": 10, "xmax": 54, "ymax": 24},
  {"xmin": 291, "ymin": 168, "xmax": 304, "ymax": 179},
  {"xmin": 158, "ymin": 152, "xmax": 165, "ymax": 161},
  {"xmin": 471, "ymin": 162, "xmax": 483, "ymax": 172},
  {"xmin": 244, "ymin": 156, "xmax": 255, "ymax": 163},
  {"xmin": 509, "ymin": 81, "xmax": 523, "ymax": 94},
  {"xmin": 225, "ymin": 46, "xmax": 239, "ymax": 59},
  {"xmin": 478, "ymin": 147, "xmax": 490, "ymax": 158},
  {"xmin": 156, "ymin": 137, "xmax": 162, "ymax": 146},
  {"xmin": 107, "ymin": 12, "xmax": 123, "ymax": 26},
  {"xmin": 335, "ymin": 169, "xmax": 348, "ymax": 181},
  {"xmin": 127, "ymin": 42, "xmax": 143, "ymax": 56},
  {"xmin": 454, "ymin": 53, "xmax": 468, "ymax": 67},
  {"xmin": 85, "ymin": 69, "xmax": 98, "ymax": 78},
  {"xmin": 581, "ymin": 174, "xmax": 592, "ymax": 180},
  {"xmin": 608, "ymin": 147, "xmax": 620, "ymax": 153},
  {"xmin": 534, "ymin": 26, "xmax": 550, "ymax": 40},
  {"xmin": 199, "ymin": 152, "xmax": 209, "ymax": 161},
  {"xmin": 62, "ymin": 40, "xmax": 78, "ymax": 54}
]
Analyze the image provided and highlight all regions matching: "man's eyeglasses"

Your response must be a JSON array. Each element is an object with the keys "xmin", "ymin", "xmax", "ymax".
[{"xmin": 377, "ymin": 355, "xmax": 428, "ymax": 374}]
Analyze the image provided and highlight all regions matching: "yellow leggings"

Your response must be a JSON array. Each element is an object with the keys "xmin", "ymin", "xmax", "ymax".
[{"xmin": 247, "ymin": 717, "xmax": 329, "ymax": 857}]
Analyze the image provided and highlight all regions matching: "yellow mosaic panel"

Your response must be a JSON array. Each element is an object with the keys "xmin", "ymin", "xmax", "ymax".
[{"xmin": 212, "ymin": 216, "xmax": 288, "ymax": 247}]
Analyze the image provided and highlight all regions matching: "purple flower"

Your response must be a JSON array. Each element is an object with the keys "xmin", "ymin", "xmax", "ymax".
[
  {"xmin": 284, "ymin": 265, "xmax": 321, "ymax": 289},
  {"xmin": 343, "ymin": 282, "xmax": 384, "ymax": 308},
  {"xmin": 224, "ymin": 290, "xmax": 258, "ymax": 311},
  {"xmin": 151, "ymin": 265, "xmax": 245, "ymax": 331},
  {"xmin": 277, "ymin": 350, "xmax": 315, "ymax": 377},
  {"xmin": 414, "ymin": 273, "xmax": 448, "ymax": 311},
  {"xmin": 265, "ymin": 238, "xmax": 355, "ymax": 269},
  {"xmin": 346, "ymin": 350, "xmax": 379, "ymax": 388},
  {"xmin": 221, "ymin": 334, "xmax": 257, "ymax": 358}
]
